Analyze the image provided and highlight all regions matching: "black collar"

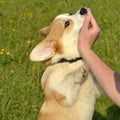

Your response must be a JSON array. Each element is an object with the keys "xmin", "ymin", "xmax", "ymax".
[{"xmin": 57, "ymin": 57, "xmax": 82, "ymax": 63}]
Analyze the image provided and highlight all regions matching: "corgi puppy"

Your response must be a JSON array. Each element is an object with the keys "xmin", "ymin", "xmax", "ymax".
[{"xmin": 30, "ymin": 8, "xmax": 104, "ymax": 120}]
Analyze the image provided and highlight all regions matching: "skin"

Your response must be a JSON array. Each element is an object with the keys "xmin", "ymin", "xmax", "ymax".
[{"xmin": 78, "ymin": 9, "xmax": 120, "ymax": 107}]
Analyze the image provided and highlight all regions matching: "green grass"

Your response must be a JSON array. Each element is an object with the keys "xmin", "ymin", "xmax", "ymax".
[{"xmin": 0, "ymin": 0, "xmax": 120, "ymax": 120}]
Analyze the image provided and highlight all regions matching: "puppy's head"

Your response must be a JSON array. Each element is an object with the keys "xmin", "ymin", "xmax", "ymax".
[{"xmin": 30, "ymin": 8, "xmax": 87, "ymax": 63}]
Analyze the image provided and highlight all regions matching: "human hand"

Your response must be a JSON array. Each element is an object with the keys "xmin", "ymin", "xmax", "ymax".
[{"xmin": 78, "ymin": 9, "xmax": 100, "ymax": 50}]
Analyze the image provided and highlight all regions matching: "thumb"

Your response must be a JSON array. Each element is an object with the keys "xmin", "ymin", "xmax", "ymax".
[{"xmin": 82, "ymin": 15, "xmax": 91, "ymax": 29}]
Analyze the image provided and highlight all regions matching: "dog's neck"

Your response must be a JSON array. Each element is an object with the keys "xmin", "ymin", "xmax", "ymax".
[
  {"xmin": 45, "ymin": 57, "xmax": 82, "ymax": 66},
  {"xmin": 57, "ymin": 57, "xmax": 82, "ymax": 63}
]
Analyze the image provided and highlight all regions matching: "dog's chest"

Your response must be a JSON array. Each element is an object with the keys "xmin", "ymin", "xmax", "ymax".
[{"xmin": 41, "ymin": 61, "xmax": 84, "ymax": 89}]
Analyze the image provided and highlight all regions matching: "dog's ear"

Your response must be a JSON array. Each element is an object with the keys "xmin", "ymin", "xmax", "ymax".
[
  {"xmin": 30, "ymin": 40, "xmax": 55, "ymax": 61},
  {"xmin": 39, "ymin": 26, "xmax": 51, "ymax": 35}
]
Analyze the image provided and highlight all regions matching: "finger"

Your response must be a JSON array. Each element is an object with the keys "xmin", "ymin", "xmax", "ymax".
[
  {"xmin": 82, "ymin": 13, "xmax": 91, "ymax": 29},
  {"xmin": 87, "ymin": 9, "xmax": 99, "ymax": 29}
]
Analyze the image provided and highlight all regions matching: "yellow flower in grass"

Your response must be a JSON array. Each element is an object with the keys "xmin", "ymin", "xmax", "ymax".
[
  {"xmin": 0, "ymin": 26, "xmax": 2, "ymax": 30},
  {"xmin": 19, "ymin": 13, "xmax": 33, "ymax": 18},
  {"xmin": 6, "ymin": 51, "xmax": 10, "ymax": 56},
  {"xmin": 0, "ymin": 49, "xmax": 11, "ymax": 56},
  {"xmin": 12, "ymin": 28, "xmax": 16, "ymax": 32},
  {"xmin": 26, "ymin": 39, "xmax": 32, "ymax": 45},
  {"xmin": 0, "ymin": 0, "xmax": 5, "ymax": 4},
  {"xmin": 1, "ymin": 48, "xmax": 4, "ymax": 52},
  {"xmin": 27, "ymin": 13, "xmax": 33, "ymax": 18},
  {"xmin": 103, "ymin": 19, "xmax": 108, "ymax": 24},
  {"xmin": 0, "ymin": 51, "xmax": 4, "ymax": 55},
  {"xmin": 9, "ymin": 19, "xmax": 13, "ymax": 24},
  {"xmin": 0, "ymin": 49, "xmax": 4, "ymax": 55},
  {"xmin": 23, "ymin": 13, "xmax": 27, "ymax": 17}
]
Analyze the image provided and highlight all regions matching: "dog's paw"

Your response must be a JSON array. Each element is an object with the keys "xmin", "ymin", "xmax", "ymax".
[
  {"xmin": 81, "ymin": 64, "xmax": 89, "ymax": 80},
  {"xmin": 75, "ymin": 64, "xmax": 89, "ymax": 84}
]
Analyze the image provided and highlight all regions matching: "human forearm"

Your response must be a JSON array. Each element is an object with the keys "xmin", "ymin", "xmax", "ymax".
[
  {"xmin": 80, "ymin": 48, "xmax": 120, "ymax": 106},
  {"xmin": 78, "ymin": 8, "xmax": 120, "ymax": 106}
]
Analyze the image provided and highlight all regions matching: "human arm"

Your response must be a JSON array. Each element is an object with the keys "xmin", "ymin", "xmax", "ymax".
[{"xmin": 78, "ymin": 9, "xmax": 120, "ymax": 106}]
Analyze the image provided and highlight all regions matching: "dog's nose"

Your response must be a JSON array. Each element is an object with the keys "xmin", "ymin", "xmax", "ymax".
[{"xmin": 79, "ymin": 8, "xmax": 87, "ymax": 15}]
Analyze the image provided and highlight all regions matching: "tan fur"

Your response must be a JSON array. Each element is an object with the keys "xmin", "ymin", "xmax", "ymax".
[{"xmin": 30, "ymin": 9, "xmax": 105, "ymax": 120}]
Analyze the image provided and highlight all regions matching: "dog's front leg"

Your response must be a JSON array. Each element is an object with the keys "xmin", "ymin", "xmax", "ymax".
[
  {"xmin": 57, "ymin": 64, "xmax": 88, "ymax": 106},
  {"xmin": 72, "ymin": 64, "xmax": 88, "ymax": 84}
]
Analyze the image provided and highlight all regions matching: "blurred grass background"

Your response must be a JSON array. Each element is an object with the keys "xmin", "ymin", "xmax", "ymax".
[{"xmin": 0, "ymin": 0, "xmax": 120, "ymax": 120}]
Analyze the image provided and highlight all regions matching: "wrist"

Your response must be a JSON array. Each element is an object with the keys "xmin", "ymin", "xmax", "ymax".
[
  {"xmin": 79, "ymin": 44, "xmax": 91, "ymax": 53},
  {"xmin": 78, "ymin": 45, "xmax": 93, "ymax": 57}
]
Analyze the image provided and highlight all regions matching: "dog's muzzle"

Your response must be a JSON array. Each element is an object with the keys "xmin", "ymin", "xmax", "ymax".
[{"xmin": 79, "ymin": 8, "xmax": 87, "ymax": 15}]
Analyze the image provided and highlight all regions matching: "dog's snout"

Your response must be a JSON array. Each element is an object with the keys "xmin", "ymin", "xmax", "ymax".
[{"xmin": 79, "ymin": 8, "xmax": 87, "ymax": 15}]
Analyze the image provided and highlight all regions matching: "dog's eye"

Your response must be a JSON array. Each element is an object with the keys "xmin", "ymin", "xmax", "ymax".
[{"xmin": 64, "ymin": 21, "xmax": 70, "ymax": 28}]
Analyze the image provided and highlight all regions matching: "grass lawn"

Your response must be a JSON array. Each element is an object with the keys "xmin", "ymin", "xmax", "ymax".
[{"xmin": 0, "ymin": 0, "xmax": 120, "ymax": 120}]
